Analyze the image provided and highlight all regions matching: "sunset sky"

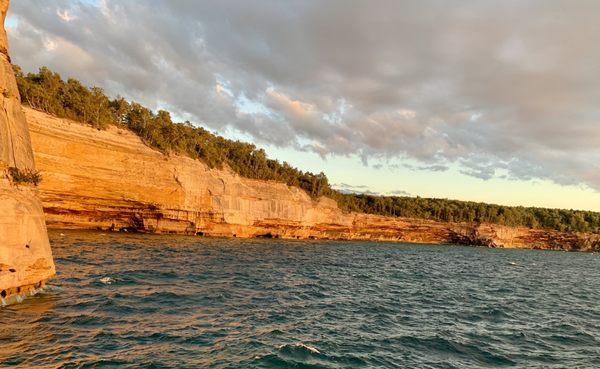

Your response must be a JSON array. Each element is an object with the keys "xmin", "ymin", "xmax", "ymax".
[{"xmin": 7, "ymin": 0, "xmax": 600, "ymax": 211}]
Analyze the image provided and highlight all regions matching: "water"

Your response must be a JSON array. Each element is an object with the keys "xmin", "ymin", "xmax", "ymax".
[{"xmin": 1, "ymin": 231, "xmax": 599, "ymax": 368}]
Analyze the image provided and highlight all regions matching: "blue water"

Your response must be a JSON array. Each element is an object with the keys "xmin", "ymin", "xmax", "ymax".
[{"xmin": 1, "ymin": 231, "xmax": 599, "ymax": 368}]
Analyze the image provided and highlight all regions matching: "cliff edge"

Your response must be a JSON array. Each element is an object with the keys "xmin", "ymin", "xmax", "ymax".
[
  {"xmin": 0, "ymin": 0, "xmax": 55, "ymax": 305},
  {"xmin": 25, "ymin": 107, "xmax": 600, "ymax": 252}
]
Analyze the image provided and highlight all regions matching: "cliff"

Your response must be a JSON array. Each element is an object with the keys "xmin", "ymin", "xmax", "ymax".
[
  {"xmin": 0, "ymin": 0, "xmax": 55, "ymax": 305},
  {"xmin": 25, "ymin": 107, "xmax": 600, "ymax": 252}
]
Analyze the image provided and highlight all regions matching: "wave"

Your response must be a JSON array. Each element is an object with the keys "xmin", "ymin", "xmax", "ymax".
[
  {"xmin": 278, "ymin": 343, "xmax": 321, "ymax": 355},
  {"xmin": 4, "ymin": 233, "xmax": 598, "ymax": 368},
  {"xmin": 99, "ymin": 276, "xmax": 114, "ymax": 284}
]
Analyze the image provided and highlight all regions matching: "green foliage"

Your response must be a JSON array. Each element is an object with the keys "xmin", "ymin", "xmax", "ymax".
[
  {"xmin": 14, "ymin": 65, "xmax": 600, "ymax": 234},
  {"xmin": 14, "ymin": 66, "xmax": 112, "ymax": 129},
  {"xmin": 8, "ymin": 167, "xmax": 42, "ymax": 186},
  {"xmin": 332, "ymin": 193, "xmax": 600, "ymax": 233}
]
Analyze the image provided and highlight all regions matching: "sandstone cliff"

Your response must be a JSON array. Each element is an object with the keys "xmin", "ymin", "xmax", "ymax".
[
  {"xmin": 25, "ymin": 107, "xmax": 600, "ymax": 252},
  {"xmin": 0, "ymin": 0, "xmax": 55, "ymax": 304}
]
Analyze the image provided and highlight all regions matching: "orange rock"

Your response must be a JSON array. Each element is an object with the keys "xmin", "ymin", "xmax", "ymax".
[
  {"xmin": 0, "ymin": 0, "xmax": 55, "ymax": 304},
  {"xmin": 25, "ymin": 106, "xmax": 600, "ymax": 252}
]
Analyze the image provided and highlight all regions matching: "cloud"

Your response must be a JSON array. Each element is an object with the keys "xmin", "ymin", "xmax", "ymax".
[
  {"xmin": 332, "ymin": 182, "xmax": 375, "ymax": 195},
  {"xmin": 333, "ymin": 183, "xmax": 411, "ymax": 197},
  {"xmin": 389, "ymin": 190, "xmax": 412, "ymax": 197},
  {"xmin": 56, "ymin": 9, "xmax": 75, "ymax": 22},
  {"xmin": 333, "ymin": 182, "xmax": 412, "ymax": 197},
  {"xmin": 7, "ymin": 0, "xmax": 600, "ymax": 190},
  {"xmin": 403, "ymin": 163, "xmax": 449, "ymax": 173}
]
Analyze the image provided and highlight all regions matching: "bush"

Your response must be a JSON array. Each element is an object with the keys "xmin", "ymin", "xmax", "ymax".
[{"xmin": 8, "ymin": 167, "xmax": 42, "ymax": 186}]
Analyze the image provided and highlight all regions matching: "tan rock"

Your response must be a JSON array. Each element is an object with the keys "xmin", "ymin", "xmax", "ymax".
[
  {"xmin": 0, "ymin": 0, "xmax": 55, "ymax": 304},
  {"xmin": 26, "ymin": 107, "xmax": 600, "ymax": 252}
]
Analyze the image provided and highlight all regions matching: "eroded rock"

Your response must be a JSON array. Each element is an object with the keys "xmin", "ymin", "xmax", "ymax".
[
  {"xmin": 24, "ymin": 106, "xmax": 600, "ymax": 252},
  {"xmin": 0, "ymin": 0, "xmax": 55, "ymax": 304}
]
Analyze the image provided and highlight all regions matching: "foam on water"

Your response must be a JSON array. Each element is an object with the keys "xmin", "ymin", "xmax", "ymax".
[
  {"xmin": 279, "ymin": 343, "xmax": 321, "ymax": 354},
  {"xmin": 1, "ymin": 230, "xmax": 599, "ymax": 368},
  {"xmin": 99, "ymin": 276, "xmax": 113, "ymax": 284},
  {"xmin": 1, "ymin": 285, "xmax": 49, "ymax": 307}
]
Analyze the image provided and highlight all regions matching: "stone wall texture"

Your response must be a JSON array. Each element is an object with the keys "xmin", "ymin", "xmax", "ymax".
[
  {"xmin": 0, "ymin": 0, "xmax": 55, "ymax": 302},
  {"xmin": 26, "ymin": 107, "xmax": 600, "ymax": 252}
]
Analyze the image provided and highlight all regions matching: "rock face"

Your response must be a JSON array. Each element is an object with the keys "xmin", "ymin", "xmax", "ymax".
[
  {"xmin": 25, "ymin": 107, "xmax": 600, "ymax": 252},
  {"xmin": 0, "ymin": 0, "xmax": 55, "ymax": 304}
]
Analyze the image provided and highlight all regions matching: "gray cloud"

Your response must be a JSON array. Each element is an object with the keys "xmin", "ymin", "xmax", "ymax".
[
  {"xmin": 8, "ymin": 0, "xmax": 600, "ymax": 189},
  {"xmin": 403, "ymin": 163, "xmax": 449, "ymax": 173},
  {"xmin": 332, "ymin": 183, "xmax": 379, "ymax": 195},
  {"xmin": 333, "ymin": 182, "xmax": 411, "ymax": 197}
]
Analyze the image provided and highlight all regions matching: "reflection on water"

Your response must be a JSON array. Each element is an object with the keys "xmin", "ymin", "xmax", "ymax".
[{"xmin": 1, "ymin": 230, "xmax": 599, "ymax": 368}]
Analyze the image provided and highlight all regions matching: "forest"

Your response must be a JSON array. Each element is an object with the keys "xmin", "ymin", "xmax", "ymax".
[{"xmin": 14, "ymin": 66, "xmax": 600, "ymax": 234}]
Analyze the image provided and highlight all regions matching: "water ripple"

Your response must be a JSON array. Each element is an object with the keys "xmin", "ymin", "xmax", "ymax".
[{"xmin": 1, "ymin": 230, "xmax": 599, "ymax": 368}]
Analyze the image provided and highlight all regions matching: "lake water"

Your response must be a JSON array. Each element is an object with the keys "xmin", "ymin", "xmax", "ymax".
[{"xmin": 1, "ymin": 230, "xmax": 599, "ymax": 368}]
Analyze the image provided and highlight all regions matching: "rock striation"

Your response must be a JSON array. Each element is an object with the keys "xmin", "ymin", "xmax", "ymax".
[
  {"xmin": 25, "ymin": 107, "xmax": 600, "ymax": 252},
  {"xmin": 0, "ymin": 0, "xmax": 55, "ymax": 305}
]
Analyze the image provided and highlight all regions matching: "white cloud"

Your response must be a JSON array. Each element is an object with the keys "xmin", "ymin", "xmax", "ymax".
[{"xmin": 56, "ymin": 9, "xmax": 75, "ymax": 22}]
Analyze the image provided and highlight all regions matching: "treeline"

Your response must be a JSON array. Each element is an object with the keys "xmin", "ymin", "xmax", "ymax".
[
  {"xmin": 14, "ymin": 66, "xmax": 600, "ymax": 233},
  {"xmin": 333, "ymin": 194, "xmax": 600, "ymax": 233}
]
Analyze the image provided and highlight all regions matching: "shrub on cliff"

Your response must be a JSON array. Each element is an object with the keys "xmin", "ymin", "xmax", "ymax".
[
  {"xmin": 14, "ymin": 66, "xmax": 112, "ymax": 129},
  {"xmin": 8, "ymin": 167, "xmax": 42, "ymax": 186}
]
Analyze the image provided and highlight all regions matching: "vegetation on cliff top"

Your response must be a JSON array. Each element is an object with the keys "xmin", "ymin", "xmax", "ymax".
[{"xmin": 14, "ymin": 65, "xmax": 600, "ymax": 234}]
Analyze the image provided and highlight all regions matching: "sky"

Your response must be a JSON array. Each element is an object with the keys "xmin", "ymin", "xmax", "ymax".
[{"xmin": 6, "ymin": 0, "xmax": 600, "ymax": 211}]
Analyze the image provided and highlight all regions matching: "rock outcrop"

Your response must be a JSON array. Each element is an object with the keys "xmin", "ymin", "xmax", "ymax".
[
  {"xmin": 25, "ymin": 107, "xmax": 600, "ymax": 252},
  {"xmin": 0, "ymin": 0, "xmax": 55, "ymax": 305}
]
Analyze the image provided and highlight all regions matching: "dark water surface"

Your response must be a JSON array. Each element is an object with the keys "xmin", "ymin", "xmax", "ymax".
[{"xmin": 1, "ymin": 231, "xmax": 599, "ymax": 368}]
